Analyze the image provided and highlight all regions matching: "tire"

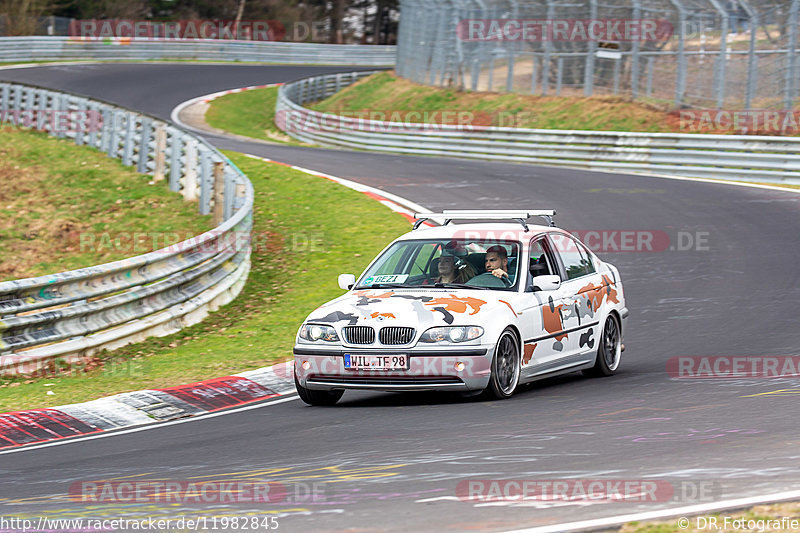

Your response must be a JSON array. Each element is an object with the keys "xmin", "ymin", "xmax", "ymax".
[
  {"xmin": 294, "ymin": 374, "xmax": 344, "ymax": 406},
  {"xmin": 584, "ymin": 314, "xmax": 622, "ymax": 377},
  {"xmin": 482, "ymin": 328, "xmax": 521, "ymax": 400}
]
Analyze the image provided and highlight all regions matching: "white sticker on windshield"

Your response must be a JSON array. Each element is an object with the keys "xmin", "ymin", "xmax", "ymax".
[{"xmin": 364, "ymin": 274, "xmax": 409, "ymax": 285}]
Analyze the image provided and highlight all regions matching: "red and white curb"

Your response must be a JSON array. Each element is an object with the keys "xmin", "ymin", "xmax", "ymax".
[{"xmin": 0, "ymin": 363, "xmax": 296, "ymax": 451}]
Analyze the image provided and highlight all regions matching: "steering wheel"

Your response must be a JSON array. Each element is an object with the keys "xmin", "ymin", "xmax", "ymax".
[{"xmin": 466, "ymin": 272, "xmax": 512, "ymax": 288}]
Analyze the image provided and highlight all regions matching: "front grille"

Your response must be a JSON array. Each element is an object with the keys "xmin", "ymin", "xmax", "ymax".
[
  {"xmin": 343, "ymin": 326, "xmax": 375, "ymax": 344},
  {"xmin": 379, "ymin": 327, "xmax": 415, "ymax": 345}
]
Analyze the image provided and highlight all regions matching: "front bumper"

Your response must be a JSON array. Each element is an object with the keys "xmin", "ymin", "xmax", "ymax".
[{"xmin": 293, "ymin": 345, "xmax": 493, "ymax": 392}]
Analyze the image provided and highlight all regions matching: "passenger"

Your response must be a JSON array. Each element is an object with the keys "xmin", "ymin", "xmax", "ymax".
[{"xmin": 434, "ymin": 242, "xmax": 476, "ymax": 284}]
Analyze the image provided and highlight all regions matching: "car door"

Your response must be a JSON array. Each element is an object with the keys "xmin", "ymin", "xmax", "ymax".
[
  {"xmin": 549, "ymin": 233, "xmax": 605, "ymax": 366},
  {"xmin": 517, "ymin": 236, "xmax": 576, "ymax": 377}
]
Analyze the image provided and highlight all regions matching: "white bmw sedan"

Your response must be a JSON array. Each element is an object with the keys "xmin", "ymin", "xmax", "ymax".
[{"xmin": 293, "ymin": 210, "xmax": 628, "ymax": 405}]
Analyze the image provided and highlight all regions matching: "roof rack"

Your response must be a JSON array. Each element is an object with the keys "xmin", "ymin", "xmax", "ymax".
[{"xmin": 412, "ymin": 210, "xmax": 556, "ymax": 231}]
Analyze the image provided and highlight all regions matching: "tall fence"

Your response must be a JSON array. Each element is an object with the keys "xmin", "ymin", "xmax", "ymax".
[
  {"xmin": 397, "ymin": 0, "xmax": 800, "ymax": 110},
  {"xmin": 0, "ymin": 36, "xmax": 396, "ymax": 65},
  {"xmin": 0, "ymin": 83, "xmax": 255, "ymax": 375},
  {"xmin": 275, "ymin": 71, "xmax": 800, "ymax": 184}
]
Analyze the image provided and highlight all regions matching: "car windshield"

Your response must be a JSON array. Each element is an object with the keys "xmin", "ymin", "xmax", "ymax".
[{"xmin": 356, "ymin": 239, "xmax": 522, "ymax": 291}]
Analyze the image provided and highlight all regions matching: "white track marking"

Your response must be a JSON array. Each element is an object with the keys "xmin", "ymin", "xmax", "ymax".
[{"xmin": 500, "ymin": 489, "xmax": 800, "ymax": 533}]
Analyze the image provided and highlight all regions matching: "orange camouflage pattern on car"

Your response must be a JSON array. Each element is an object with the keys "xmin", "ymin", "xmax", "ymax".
[
  {"xmin": 578, "ymin": 275, "xmax": 620, "ymax": 311},
  {"xmin": 523, "ymin": 343, "xmax": 538, "ymax": 365},
  {"xmin": 423, "ymin": 295, "xmax": 487, "ymax": 315}
]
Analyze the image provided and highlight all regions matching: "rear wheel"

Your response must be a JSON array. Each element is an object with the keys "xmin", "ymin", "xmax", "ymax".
[
  {"xmin": 584, "ymin": 314, "xmax": 621, "ymax": 377},
  {"xmin": 295, "ymin": 374, "xmax": 344, "ymax": 406},
  {"xmin": 482, "ymin": 328, "xmax": 521, "ymax": 399}
]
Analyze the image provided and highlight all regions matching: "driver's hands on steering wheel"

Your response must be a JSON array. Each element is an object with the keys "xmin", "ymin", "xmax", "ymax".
[{"xmin": 490, "ymin": 268, "xmax": 508, "ymax": 279}]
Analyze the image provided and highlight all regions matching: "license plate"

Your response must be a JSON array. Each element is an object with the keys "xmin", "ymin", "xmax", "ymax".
[{"xmin": 344, "ymin": 354, "xmax": 408, "ymax": 370}]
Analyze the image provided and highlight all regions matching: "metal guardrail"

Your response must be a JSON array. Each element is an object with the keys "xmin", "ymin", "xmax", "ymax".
[
  {"xmin": 0, "ymin": 36, "xmax": 396, "ymax": 66},
  {"xmin": 0, "ymin": 82, "xmax": 255, "ymax": 375},
  {"xmin": 275, "ymin": 72, "xmax": 800, "ymax": 185}
]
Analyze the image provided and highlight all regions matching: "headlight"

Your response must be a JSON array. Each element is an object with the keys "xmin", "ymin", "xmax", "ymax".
[
  {"xmin": 419, "ymin": 326, "xmax": 484, "ymax": 343},
  {"xmin": 299, "ymin": 324, "xmax": 340, "ymax": 342}
]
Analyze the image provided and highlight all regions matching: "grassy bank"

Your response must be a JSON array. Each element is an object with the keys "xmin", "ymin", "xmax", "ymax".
[
  {"xmin": 0, "ymin": 152, "xmax": 410, "ymax": 412},
  {"xmin": 311, "ymin": 71, "xmax": 682, "ymax": 132},
  {"xmin": 204, "ymin": 87, "xmax": 299, "ymax": 145},
  {"xmin": 0, "ymin": 126, "xmax": 210, "ymax": 281}
]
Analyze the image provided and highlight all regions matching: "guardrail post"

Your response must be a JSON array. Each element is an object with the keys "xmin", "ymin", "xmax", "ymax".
[
  {"xmin": 183, "ymin": 139, "xmax": 198, "ymax": 202},
  {"xmin": 107, "ymin": 110, "xmax": 120, "ymax": 158},
  {"xmin": 137, "ymin": 117, "xmax": 152, "ymax": 174},
  {"xmin": 235, "ymin": 181, "xmax": 247, "ymax": 213},
  {"xmin": 87, "ymin": 102, "xmax": 100, "ymax": 148},
  {"xmin": 153, "ymin": 124, "xmax": 167, "ymax": 182},
  {"xmin": 223, "ymin": 167, "xmax": 235, "ymax": 221},
  {"xmin": 36, "ymin": 89, "xmax": 48, "ymax": 132},
  {"xmin": 74, "ymin": 98, "xmax": 87, "ymax": 146},
  {"xmin": 55, "ymin": 94, "xmax": 68, "ymax": 138},
  {"xmin": 169, "ymin": 130, "xmax": 183, "ymax": 192},
  {"xmin": 122, "ymin": 113, "xmax": 136, "ymax": 166},
  {"xmin": 0, "ymin": 84, "xmax": 8, "ymax": 112},
  {"xmin": 199, "ymin": 148, "xmax": 212, "ymax": 215},
  {"xmin": 213, "ymin": 161, "xmax": 225, "ymax": 225}
]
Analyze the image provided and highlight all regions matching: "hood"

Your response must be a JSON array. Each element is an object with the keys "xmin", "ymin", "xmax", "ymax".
[{"xmin": 306, "ymin": 289, "xmax": 510, "ymax": 329}]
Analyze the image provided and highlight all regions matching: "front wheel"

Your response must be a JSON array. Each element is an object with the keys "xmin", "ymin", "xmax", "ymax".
[
  {"xmin": 482, "ymin": 328, "xmax": 521, "ymax": 400},
  {"xmin": 295, "ymin": 374, "xmax": 344, "ymax": 406},
  {"xmin": 584, "ymin": 314, "xmax": 621, "ymax": 377}
]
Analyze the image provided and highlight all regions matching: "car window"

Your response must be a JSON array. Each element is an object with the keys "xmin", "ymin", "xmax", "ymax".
[
  {"xmin": 550, "ymin": 234, "xmax": 596, "ymax": 280},
  {"xmin": 412, "ymin": 242, "xmax": 440, "ymax": 277},
  {"xmin": 529, "ymin": 239, "xmax": 554, "ymax": 277},
  {"xmin": 356, "ymin": 238, "xmax": 521, "ymax": 290}
]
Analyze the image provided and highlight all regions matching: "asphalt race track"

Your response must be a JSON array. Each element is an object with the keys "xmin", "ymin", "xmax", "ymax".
[{"xmin": 1, "ymin": 63, "xmax": 799, "ymax": 532}]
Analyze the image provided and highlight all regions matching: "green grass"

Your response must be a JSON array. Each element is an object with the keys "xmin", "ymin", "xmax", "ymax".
[
  {"xmin": 204, "ymin": 87, "xmax": 305, "ymax": 145},
  {"xmin": 0, "ymin": 152, "xmax": 410, "ymax": 412},
  {"xmin": 0, "ymin": 126, "xmax": 211, "ymax": 281},
  {"xmin": 310, "ymin": 71, "xmax": 674, "ymax": 132}
]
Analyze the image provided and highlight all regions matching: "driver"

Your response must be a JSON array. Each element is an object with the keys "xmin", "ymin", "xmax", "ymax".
[{"xmin": 485, "ymin": 245, "xmax": 509, "ymax": 280}]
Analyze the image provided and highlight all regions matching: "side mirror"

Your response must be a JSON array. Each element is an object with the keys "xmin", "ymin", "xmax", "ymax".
[
  {"xmin": 338, "ymin": 273, "xmax": 356, "ymax": 291},
  {"xmin": 532, "ymin": 275, "xmax": 561, "ymax": 292}
]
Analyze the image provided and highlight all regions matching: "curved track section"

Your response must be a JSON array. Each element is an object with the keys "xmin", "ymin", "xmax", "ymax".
[{"xmin": 1, "ymin": 63, "xmax": 799, "ymax": 532}]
